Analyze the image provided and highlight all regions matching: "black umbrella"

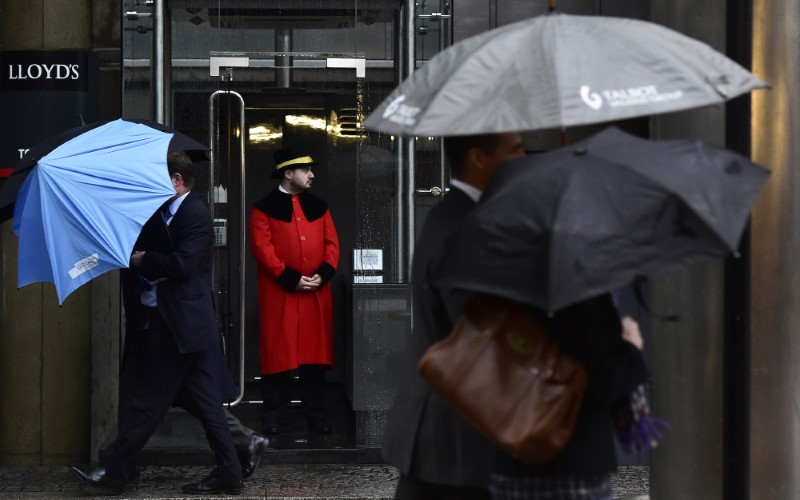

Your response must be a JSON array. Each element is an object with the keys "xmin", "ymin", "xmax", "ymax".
[
  {"xmin": 0, "ymin": 119, "xmax": 208, "ymax": 223},
  {"xmin": 435, "ymin": 126, "xmax": 770, "ymax": 313}
]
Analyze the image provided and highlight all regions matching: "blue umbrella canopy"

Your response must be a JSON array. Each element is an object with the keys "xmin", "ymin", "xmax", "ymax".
[
  {"xmin": 12, "ymin": 119, "xmax": 177, "ymax": 304},
  {"xmin": 0, "ymin": 118, "xmax": 208, "ymax": 223}
]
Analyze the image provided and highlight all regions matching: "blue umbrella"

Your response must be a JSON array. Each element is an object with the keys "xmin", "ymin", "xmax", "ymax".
[{"xmin": 11, "ymin": 119, "xmax": 177, "ymax": 304}]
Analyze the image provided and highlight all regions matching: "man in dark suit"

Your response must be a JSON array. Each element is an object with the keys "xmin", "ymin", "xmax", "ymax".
[
  {"xmin": 118, "ymin": 219, "xmax": 267, "ymax": 480},
  {"xmin": 68, "ymin": 151, "xmax": 243, "ymax": 495},
  {"xmin": 382, "ymin": 133, "xmax": 525, "ymax": 500}
]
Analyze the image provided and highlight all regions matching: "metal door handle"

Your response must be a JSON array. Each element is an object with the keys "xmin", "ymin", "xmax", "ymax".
[
  {"xmin": 415, "ymin": 186, "xmax": 444, "ymax": 197},
  {"xmin": 209, "ymin": 89, "xmax": 246, "ymax": 406}
]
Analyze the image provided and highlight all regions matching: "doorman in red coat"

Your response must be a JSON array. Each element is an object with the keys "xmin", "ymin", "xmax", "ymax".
[{"xmin": 249, "ymin": 146, "xmax": 340, "ymax": 435}]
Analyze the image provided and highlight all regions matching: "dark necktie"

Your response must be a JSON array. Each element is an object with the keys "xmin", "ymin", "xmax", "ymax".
[{"xmin": 162, "ymin": 206, "xmax": 173, "ymax": 225}]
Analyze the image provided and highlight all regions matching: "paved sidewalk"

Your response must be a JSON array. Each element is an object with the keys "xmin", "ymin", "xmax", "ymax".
[{"xmin": 0, "ymin": 464, "xmax": 649, "ymax": 499}]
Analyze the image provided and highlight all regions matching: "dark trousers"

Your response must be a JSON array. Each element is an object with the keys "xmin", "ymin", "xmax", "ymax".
[
  {"xmin": 225, "ymin": 407, "xmax": 257, "ymax": 449},
  {"xmin": 106, "ymin": 311, "xmax": 241, "ymax": 483},
  {"xmin": 120, "ymin": 325, "xmax": 253, "ymax": 454},
  {"xmin": 393, "ymin": 474, "xmax": 491, "ymax": 500},
  {"xmin": 260, "ymin": 364, "xmax": 327, "ymax": 425}
]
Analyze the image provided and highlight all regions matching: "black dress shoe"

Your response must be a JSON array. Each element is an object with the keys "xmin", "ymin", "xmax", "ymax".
[
  {"xmin": 67, "ymin": 464, "xmax": 125, "ymax": 495},
  {"xmin": 182, "ymin": 470, "xmax": 243, "ymax": 495},
  {"xmin": 308, "ymin": 420, "xmax": 332, "ymax": 434},
  {"xmin": 239, "ymin": 434, "xmax": 268, "ymax": 479}
]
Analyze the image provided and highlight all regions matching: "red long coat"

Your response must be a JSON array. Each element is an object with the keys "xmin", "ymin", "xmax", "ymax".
[{"xmin": 249, "ymin": 189, "xmax": 340, "ymax": 374}]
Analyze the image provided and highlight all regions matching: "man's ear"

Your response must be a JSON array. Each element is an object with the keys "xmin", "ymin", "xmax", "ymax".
[
  {"xmin": 283, "ymin": 169, "xmax": 294, "ymax": 181},
  {"xmin": 466, "ymin": 147, "xmax": 485, "ymax": 171}
]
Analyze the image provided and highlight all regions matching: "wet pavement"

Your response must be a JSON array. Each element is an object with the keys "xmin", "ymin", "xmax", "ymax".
[
  {"xmin": 0, "ymin": 464, "xmax": 649, "ymax": 499},
  {"xmin": 0, "ymin": 398, "xmax": 650, "ymax": 498}
]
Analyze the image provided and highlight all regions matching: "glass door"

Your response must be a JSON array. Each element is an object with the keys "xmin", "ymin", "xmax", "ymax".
[
  {"xmin": 120, "ymin": 0, "xmax": 453, "ymax": 451},
  {"xmin": 205, "ymin": 51, "xmax": 384, "ymax": 447}
]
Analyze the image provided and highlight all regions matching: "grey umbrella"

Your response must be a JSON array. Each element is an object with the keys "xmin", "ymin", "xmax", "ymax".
[
  {"xmin": 365, "ymin": 13, "xmax": 767, "ymax": 137},
  {"xmin": 433, "ymin": 127, "xmax": 770, "ymax": 312}
]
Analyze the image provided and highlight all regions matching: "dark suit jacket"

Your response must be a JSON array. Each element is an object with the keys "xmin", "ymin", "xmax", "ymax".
[
  {"xmin": 137, "ymin": 190, "xmax": 218, "ymax": 354},
  {"xmin": 109, "ymin": 190, "xmax": 241, "ymax": 484},
  {"xmin": 382, "ymin": 187, "xmax": 494, "ymax": 488},
  {"xmin": 119, "ymin": 192, "xmax": 235, "ymax": 428}
]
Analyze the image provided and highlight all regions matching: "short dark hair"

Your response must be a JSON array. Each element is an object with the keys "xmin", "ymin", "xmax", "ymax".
[
  {"xmin": 167, "ymin": 150, "xmax": 195, "ymax": 189},
  {"xmin": 443, "ymin": 134, "xmax": 503, "ymax": 176}
]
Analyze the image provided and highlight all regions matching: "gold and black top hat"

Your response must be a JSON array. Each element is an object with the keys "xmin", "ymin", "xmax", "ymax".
[{"xmin": 271, "ymin": 146, "xmax": 318, "ymax": 179}]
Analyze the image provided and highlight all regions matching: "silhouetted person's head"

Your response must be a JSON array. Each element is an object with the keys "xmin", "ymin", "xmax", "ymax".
[{"xmin": 443, "ymin": 133, "xmax": 525, "ymax": 190}]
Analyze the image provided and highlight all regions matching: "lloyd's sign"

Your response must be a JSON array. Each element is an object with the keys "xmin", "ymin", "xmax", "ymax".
[
  {"xmin": 0, "ymin": 51, "xmax": 97, "ymax": 180},
  {"xmin": 0, "ymin": 51, "xmax": 89, "ymax": 92}
]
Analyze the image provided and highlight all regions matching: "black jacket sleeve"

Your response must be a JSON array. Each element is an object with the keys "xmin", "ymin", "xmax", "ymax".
[{"xmin": 547, "ymin": 294, "xmax": 648, "ymax": 405}]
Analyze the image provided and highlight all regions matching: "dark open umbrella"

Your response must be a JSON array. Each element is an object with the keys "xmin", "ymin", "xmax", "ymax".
[
  {"xmin": 364, "ymin": 13, "xmax": 767, "ymax": 136},
  {"xmin": 0, "ymin": 118, "xmax": 208, "ymax": 223},
  {"xmin": 434, "ymin": 126, "xmax": 770, "ymax": 312}
]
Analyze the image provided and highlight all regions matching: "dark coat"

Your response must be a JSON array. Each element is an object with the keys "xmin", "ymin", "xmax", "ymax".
[
  {"xmin": 138, "ymin": 190, "xmax": 219, "ymax": 354},
  {"xmin": 122, "ymin": 192, "xmax": 237, "ymax": 404},
  {"xmin": 107, "ymin": 190, "xmax": 240, "ymax": 483},
  {"xmin": 382, "ymin": 187, "xmax": 494, "ymax": 488},
  {"xmin": 494, "ymin": 293, "xmax": 648, "ymax": 477}
]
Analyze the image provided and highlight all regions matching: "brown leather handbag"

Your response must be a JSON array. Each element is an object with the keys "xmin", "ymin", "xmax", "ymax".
[{"xmin": 418, "ymin": 294, "xmax": 588, "ymax": 464}]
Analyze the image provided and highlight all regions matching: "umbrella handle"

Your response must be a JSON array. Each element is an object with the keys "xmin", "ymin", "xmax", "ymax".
[{"xmin": 548, "ymin": 0, "xmax": 556, "ymax": 12}]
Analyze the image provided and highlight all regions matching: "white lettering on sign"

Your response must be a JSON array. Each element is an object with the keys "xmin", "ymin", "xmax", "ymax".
[
  {"xmin": 7, "ymin": 64, "xmax": 80, "ymax": 80},
  {"xmin": 18, "ymin": 149, "xmax": 29, "ymax": 158}
]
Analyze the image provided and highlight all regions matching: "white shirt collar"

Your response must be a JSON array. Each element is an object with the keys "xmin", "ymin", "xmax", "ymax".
[
  {"xmin": 449, "ymin": 178, "xmax": 482, "ymax": 203},
  {"xmin": 166, "ymin": 191, "xmax": 190, "ymax": 221}
]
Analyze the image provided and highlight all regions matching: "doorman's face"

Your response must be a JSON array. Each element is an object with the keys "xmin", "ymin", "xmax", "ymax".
[{"xmin": 288, "ymin": 166, "xmax": 314, "ymax": 191}]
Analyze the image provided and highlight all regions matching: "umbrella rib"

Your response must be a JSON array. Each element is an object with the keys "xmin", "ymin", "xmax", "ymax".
[{"xmin": 417, "ymin": 22, "xmax": 537, "ymax": 131}]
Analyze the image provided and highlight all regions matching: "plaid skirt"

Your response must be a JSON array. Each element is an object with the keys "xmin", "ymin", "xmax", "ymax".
[{"xmin": 489, "ymin": 472, "xmax": 613, "ymax": 500}]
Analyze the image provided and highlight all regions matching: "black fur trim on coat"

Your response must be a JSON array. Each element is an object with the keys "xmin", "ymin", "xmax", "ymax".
[
  {"xmin": 277, "ymin": 266, "xmax": 302, "ymax": 291},
  {"xmin": 253, "ymin": 188, "xmax": 328, "ymax": 222},
  {"xmin": 315, "ymin": 262, "xmax": 336, "ymax": 285}
]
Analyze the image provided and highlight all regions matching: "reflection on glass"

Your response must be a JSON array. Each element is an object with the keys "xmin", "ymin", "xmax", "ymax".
[
  {"xmin": 286, "ymin": 114, "xmax": 326, "ymax": 131},
  {"xmin": 333, "ymin": 108, "xmax": 363, "ymax": 138},
  {"xmin": 282, "ymin": 113, "xmax": 363, "ymax": 139},
  {"xmin": 249, "ymin": 124, "xmax": 283, "ymax": 144}
]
